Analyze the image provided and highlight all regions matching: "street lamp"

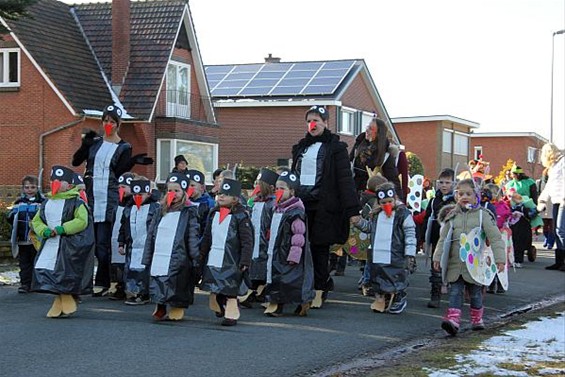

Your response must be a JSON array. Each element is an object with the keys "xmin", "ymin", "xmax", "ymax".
[{"xmin": 550, "ymin": 29, "xmax": 565, "ymax": 143}]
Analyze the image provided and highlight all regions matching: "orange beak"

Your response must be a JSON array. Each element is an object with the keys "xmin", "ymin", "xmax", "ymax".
[
  {"xmin": 308, "ymin": 121, "xmax": 316, "ymax": 132},
  {"xmin": 79, "ymin": 190, "xmax": 88, "ymax": 204},
  {"xmin": 118, "ymin": 186, "xmax": 126, "ymax": 203},
  {"xmin": 134, "ymin": 194, "xmax": 143, "ymax": 209},
  {"xmin": 186, "ymin": 187, "xmax": 195, "ymax": 199},
  {"xmin": 382, "ymin": 202, "xmax": 394, "ymax": 217},
  {"xmin": 275, "ymin": 188, "xmax": 285, "ymax": 203},
  {"xmin": 219, "ymin": 207, "xmax": 230, "ymax": 223},
  {"xmin": 51, "ymin": 180, "xmax": 61, "ymax": 196},
  {"xmin": 104, "ymin": 123, "xmax": 113, "ymax": 137},
  {"xmin": 251, "ymin": 185, "xmax": 260, "ymax": 197},
  {"xmin": 166, "ymin": 191, "xmax": 176, "ymax": 207}
]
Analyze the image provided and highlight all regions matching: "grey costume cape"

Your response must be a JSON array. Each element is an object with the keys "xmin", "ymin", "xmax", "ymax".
[
  {"xmin": 142, "ymin": 205, "xmax": 200, "ymax": 308},
  {"xmin": 200, "ymin": 204, "xmax": 254, "ymax": 297},
  {"xmin": 248, "ymin": 196, "xmax": 276, "ymax": 282},
  {"xmin": 119, "ymin": 198, "xmax": 160, "ymax": 296},
  {"xmin": 356, "ymin": 205, "xmax": 416, "ymax": 294},
  {"xmin": 265, "ymin": 200, "xmax": 315, "ymax": 305},
  {"xmin": 33, "ymin": 197, "xmax": 95, "ymax": 295},
  {"xmin": 72, "ymin": 138, "xmax": 132, "ymax": 223}
]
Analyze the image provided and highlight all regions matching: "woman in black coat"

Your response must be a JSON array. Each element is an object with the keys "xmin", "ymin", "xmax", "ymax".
[{"xmin": 291, "ymin": 105, "xmax": 360, "ymax": 308}]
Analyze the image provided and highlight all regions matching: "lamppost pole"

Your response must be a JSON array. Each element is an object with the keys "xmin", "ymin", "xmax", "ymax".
[{"xmin": 551, "ymin": 29, "xmax": 565, "ymax": 143}]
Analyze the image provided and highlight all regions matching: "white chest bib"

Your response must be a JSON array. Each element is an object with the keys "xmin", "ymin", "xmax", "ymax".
[
  {"xmin": 372, "ymin": 211, "xmax": 395, "ymax": 264},
  {"xmin": 35, "ymin": 200, "xmax": 65, "ymax": 271},
  {"xmin": 93, "ymin": 141, "xmax": 119, "ymax": 222},
  {"xmin": 150, "ymin": 211, "xmax": 181, "ymax": 276},
  {"xmin": 299, "ymin": 142, "xmax": 322, "ymax": 186},
  {"xmin": 266, "ymin": 212, "xmax": 284, "ymax": 283},
  {"xmin": 251, "ymin": 202, "xmax": 266, "ymax": 259},
  {"xmin": 207, "ymin": 212, "xmax": 232, "ymax": 268}
]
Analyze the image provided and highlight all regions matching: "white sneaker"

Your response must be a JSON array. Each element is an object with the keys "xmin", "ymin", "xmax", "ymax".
[{"xmin": 514, "ymin": 262, "xmax": 523, "ymax": 268}]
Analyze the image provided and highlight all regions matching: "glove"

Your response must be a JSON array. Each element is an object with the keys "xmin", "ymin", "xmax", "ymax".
[
  {"xmin": 42, "ymin": 229, "xmax": 52, "ymax": 238},
  {"xmin": 81, "ymin": 129, "xmax": 99, "ymax": 147},
  {"xmin": 537, "ymin": 202, "xmax": 546, "ymax": 212},
  {"xmin": 131, "ymin": 153, "xmax": 154, "ymax": 166},
  {"xmin": 54, "ymin": 226, "xmax": 65, "ymax": 236}
]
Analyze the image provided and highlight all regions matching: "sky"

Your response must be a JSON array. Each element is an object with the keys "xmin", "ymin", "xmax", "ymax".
[{"xmin": 62, "ymin": 0, "xmax": 565, "ymax": 149}]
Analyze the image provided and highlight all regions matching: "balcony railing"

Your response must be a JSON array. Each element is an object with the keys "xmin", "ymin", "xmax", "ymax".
[{"xmin": 155, "ymin": 91, "xmax": 214, "ymax": 123}]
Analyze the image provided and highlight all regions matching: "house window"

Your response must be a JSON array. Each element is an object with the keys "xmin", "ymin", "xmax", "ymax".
[
  {"xmin": 166, "ymin": 61, "xmax": 191, "ymax": 118},
  {"xmin": 0, "ymin": 48, "xmax": 20, "ymax": 87},
  {"xmin": 527, "ymin": 147, "xmax": 537, "ymax": 163},
  {"xmin": 339, "ymin": 108, "xmax": 355, "ymax": 135},
  {"xmin": 454, "ymin": 133, "xmax": 468, "ymax": 156},
  {"xmin": 361, "ymin": 111, "xmax": 375, "ymax": 132},
  {"xmin": 442, "ymin": 130, "xmax": 452, "ymax": 153},
  {"xmin": 157, "ymin": 139, "xmax": 218, "ymax": 183},
  {"xmin": 474, "ymin": 146, "xmax": 483, "ymax": 160}
]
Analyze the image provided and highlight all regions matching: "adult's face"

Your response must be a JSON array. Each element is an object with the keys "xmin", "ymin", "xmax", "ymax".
[
  {"xmin": 365, "ymin": 122, "xmax": 377, "ymax": 142},
  {"xmin": 306, "ymin": 113, "xmax": 327, "ymax": 137}
]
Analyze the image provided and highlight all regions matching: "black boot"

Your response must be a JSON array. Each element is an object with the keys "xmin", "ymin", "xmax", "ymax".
[
  {"xmin": 546, "ymin": 249, "xmax": 565, "ymax": 270},
  {"xmin": 427, "ymin": 283, "xmax": 441, "ymax": 308}
]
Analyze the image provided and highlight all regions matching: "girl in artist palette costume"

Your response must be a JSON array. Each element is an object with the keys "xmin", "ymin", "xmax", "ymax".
[
  {"xmin": 119, "ymin": 178, "xmax": 160, "ymax": 305},
  {"xmin": 142, "ymin": 173, "xmax": 200, "ymax": 321},
  {"xmin": 200, "ymin": 178, "xmax": 254, "ymax": 326},
  {"xmin": 263, "ymin": 171, "xmax": 315, "ymax": 317},
  {"xmin": 240, "ymin": 168, "xmax": 279, "ymax": 308},
  {"xmin": 31, "ymin": 166, "xmax": 95, "ymax": 318},
  {"xmin": 72, "ymin": 104, "xmax": 153, "ymax": 296}
]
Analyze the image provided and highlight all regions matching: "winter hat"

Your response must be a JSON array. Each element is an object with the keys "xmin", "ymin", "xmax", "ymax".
[
  {"xmin": 118, "ymin": 172, "xmax": 135, "ymax": 186},
  {"xmin": 219, "ymin": 178, "xmax": 242, "ymax": 197},
  {"xmin": 511, "ymin": 164, "xmax": 524, "ymax": 174},
  {"xmin": 257, "ymin": 168, "xmax": 279, "ymax": 186},
  {"xmin": 305, "ymin": 105, "xmax": 329, "ymax": 121},
  {"xmin": 174, "ymin": 154, "xmax": 188, "ymax": 166},
  {"xmin": 102, "ymin": 104, "xmax": 122, "ymax": 124},
  {"xmin": 50, "ymin": 165, "xmax": 74, "ymax": 184},
  {"xmin": 130, "ymin": 180, "xmax": 151, "ymax": 195},
  {"xmin": 376, "ymin": 183, "xmax": 396, "ymax": 202},
  {"xmin": 72, "ymin": 173, "xmax": 85, "ymax": 187},
  {"xmin": 186, "ymin": 169, "xmax": 205, "ymax": 185},
  {"xmin": 166, "ymin": 173, "xmax": 190, "ymax": 191},
  {"xmin": 277, "ymin": 171, "xmax": 300, "ymax": 190}
]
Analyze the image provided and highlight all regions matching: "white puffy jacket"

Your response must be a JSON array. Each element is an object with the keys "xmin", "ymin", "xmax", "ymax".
[{"xmin": 539, "ymin": 155, "xmax": 565, "ymax": 206}]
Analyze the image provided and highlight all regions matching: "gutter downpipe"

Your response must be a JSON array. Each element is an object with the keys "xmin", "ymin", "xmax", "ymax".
[{"xmin": 38, "ymin": 116, "xmax": 86, "ymax": 191}]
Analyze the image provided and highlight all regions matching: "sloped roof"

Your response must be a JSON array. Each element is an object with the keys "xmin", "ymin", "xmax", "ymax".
[
  {"xmin": 74, "ymin": 0, "xmax": 186, "ymax": 120},
  {"xmin": 6, "ymin": 0, "xmax": 112, "ymax": 113}
]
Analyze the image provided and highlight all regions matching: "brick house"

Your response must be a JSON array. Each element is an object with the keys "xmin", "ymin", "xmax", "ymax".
[
  {"xmin": 205, "ymin": 57, "xmax": 400, "ymax": 168},
  {"xmin": 470, "ymin": 132, "xmax": 548, "ymax": 180},
  {"xmin": 392, "ymin": 115, "xmax": 479, "ymax": 178},
  {"xmin": 0, "ymin": 0, "xmax": 217, "ymax": 194}
]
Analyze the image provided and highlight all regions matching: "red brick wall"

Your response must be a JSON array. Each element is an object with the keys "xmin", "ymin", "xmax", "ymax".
[
  {"xmin": 394, "ymin": 121, "xmax": 441, "ymax": 177},
  {"xmin": 470, "ymin": 136, "xmax": 545, "ymax": 180}
]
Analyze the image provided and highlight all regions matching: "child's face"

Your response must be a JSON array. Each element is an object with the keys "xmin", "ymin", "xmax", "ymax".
[
  {"xmin": 189, "ymin": 181, "xmax": 203, "ymax": 199},
  {"xmin": 437, "ymin": 177, "xmax": 453, "ymax": 195},
  {"xmin": 51, "ymin": 180, "xmax": 71, "ymax": 194},
  {"xmin": 456, "ymin": 185, "xmax": 477, "ymax": 207},
  {"xmin": 275, "ymin": 181, "xmax": 293, "ymax": 203},
  {"xmin": 216, "ymin": 193, "xmax": 238, "ymax": 208},
  {"xmin": 167, "ymin": 183, "xmax": 184, "ymax": 204},
  {"xmin": 22, "ymin": 181, "xmax": 38, "ymax": 197},
  {"xmin": 119, "ymin": 184, "xmax": 132, "ymax": 197}
]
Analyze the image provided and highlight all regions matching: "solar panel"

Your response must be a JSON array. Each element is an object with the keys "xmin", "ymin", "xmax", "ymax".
[{"xmin": 205, "ymin": 60, "xmax": 357, "ymax": 97}]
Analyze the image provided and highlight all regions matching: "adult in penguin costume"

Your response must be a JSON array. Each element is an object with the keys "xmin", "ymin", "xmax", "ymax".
[
  {"xmin": 352, "ymin": 182, "xmax": 417, "ymax": 314},
  {"xmin": 142, "ymin": 173, "xmax": 200, "ymax": 321},
  {"xmin": 263, "ymin": 171, "xmax": 315, "ymax": 317},
  {"xmin": 72, "ymin": 172, "xmax": 95, "ymax": 297},
  {"xmin": 200, "ymin": 178, "xmax": 254, "ymax": 326},
  {"xmin": 72, "ymin": 104, "xmax": 153, "ymax": 296},
  {"xmin": 291, "ymin": 105, "xmax": 360, "ymax": 308},
  {"xmin": 240, "ymin": 167, "xmax": 279, "ymax": 307},
  {"xmin": 31, "ymin": 165, "xmax": 95, "ymax": 317},
  {"xmin": 119, "ymin": 178, "xmax": 160, "ymax": 305}
]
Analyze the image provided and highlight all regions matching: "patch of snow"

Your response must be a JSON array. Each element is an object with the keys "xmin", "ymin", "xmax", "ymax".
[{"xmin": 426, "ymin": 312, "xmax": 565, "ymax": 376}]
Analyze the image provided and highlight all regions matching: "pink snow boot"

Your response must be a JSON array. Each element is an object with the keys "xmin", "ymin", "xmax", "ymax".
[
  {"xmin": 470, "ymin": 307, "xmax": 485, "ymax": 330},
  {"xmin": 441, "ymin": 308, "xmax": 461, "ymax": 336}
]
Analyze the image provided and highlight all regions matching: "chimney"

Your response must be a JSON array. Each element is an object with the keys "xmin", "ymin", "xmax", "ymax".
[
  {"xmin": 264, "ymin": 53, "xmax": 281, "ymax": 63},
  {"xmin": 111, "ymin": 0, "xmax": 131, "ymax": 96}
]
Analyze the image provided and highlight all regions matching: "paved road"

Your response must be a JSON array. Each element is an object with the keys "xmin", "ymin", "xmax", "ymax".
[{"xmin": 1, "ymin": 244, "xmax": 564, "ymax": 377}]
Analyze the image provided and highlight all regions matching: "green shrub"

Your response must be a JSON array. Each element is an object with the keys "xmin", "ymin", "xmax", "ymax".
[{"xmin": 0, "ymin": 201, "xmax": 13, "ymax": 241}]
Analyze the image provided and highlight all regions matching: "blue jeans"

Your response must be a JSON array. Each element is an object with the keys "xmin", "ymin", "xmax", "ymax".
[
  {"xmin": 448, "ymin": 277, "xmax": 482, "ymax": 310},
  {"xmin": 362, "ymin": 260, "xmax": 371, "ymax": 284}
]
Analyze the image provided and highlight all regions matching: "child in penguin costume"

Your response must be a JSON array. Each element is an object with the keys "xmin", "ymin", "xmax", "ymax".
[
  {"xmin": 263, "ymin": 171, "xmax": 315, "ymax": 317},
  {"xmin": 119, "ymin": 178, "xmax": 160, "ymax": 305},
  {"xmin": 31, "ymin": 165, "xmax": 95, "ymax": 318},
  {"xmin": 186, "ymin": 169, "xmax": 216, "ymax": 238},
  {"xmin": 142, "ymin": 173, "xmax": 200, "ymax": 321},
  {"xmin": 108, "ymin": 172, "xmax": 135, "ymax": 300},
  {"xmin": 239, "ymin": 168, "xmax": 279, "ymax": 308},
  {"xmin": 352, "ymin": 182, "xmax": 417, "ymax": 314},
  {"xmin": 200, "ymin": 178, "xmax": 254, "ymax": 326}
]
